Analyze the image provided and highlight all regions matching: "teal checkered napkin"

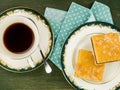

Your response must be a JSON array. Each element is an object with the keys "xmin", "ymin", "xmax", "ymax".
[
  {"xmin": 44, "ymin": 1, "xmax": 113, "ymax": 70},
  {"xmin": 91, "ymin": 1, "xmax": 113, "ymax": 24},
  {"xmin": 45, "ymin": 2, "xmax": 91, "ymax": 69},
  {"xmin": 86, "ymin": 10, "xmax": 96, "ymax": 22},
  {"xmin": 44, "ymin": 8, "xmax": 67, "ymax": 40}
]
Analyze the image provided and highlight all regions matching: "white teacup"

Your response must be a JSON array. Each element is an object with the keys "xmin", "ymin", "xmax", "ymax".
[{"xmin": 0, "ymin": 15, "xmax": 40, "ymax": 67}]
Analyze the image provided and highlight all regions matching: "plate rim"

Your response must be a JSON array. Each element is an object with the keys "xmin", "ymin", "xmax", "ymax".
[
  {"xmin": 61, "ymin": 21, "xmax": 120, "ymax": 90},
  {"xmin": 0, "ymin": 7, "xmax": 54, "ymax": 73}
]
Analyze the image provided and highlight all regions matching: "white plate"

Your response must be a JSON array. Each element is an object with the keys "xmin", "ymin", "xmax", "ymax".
[
  {"xmin": 61, "ymin": 22, "xmax": 120, "ymax": 90},
  {"xmin": 0, "ymin": 7, "xmax": 54, "ymax": 73}
]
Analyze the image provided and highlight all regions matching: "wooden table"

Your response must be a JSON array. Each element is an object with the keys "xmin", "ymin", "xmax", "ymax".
[{"xmin": 0, "ymin": 0, "xmax": 119, "ymax": 90}]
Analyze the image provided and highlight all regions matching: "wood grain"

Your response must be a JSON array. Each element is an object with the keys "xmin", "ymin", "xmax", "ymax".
[{"xmin": 0, "ymin": 0, "xmax": 119, "ymax": 90}]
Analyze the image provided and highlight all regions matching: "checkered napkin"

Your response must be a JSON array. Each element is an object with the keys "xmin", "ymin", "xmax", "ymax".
[{"xmin": 44, "ymin": 1, "xmax": 113, "ymax": 70}]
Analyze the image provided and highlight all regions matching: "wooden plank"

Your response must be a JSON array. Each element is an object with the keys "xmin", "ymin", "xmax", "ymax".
[{"xmin": 0, "ymin": 0, "xmax": 119, "ymax": 90}]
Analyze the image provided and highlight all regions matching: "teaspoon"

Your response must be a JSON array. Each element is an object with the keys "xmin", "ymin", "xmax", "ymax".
[
  {"xmin": 18, "ymin": 15, "xmax": 52, "ymax": 73},
  {"xmin": 40, "ymin": 49, "xmax": 52, "ymax": 73}
]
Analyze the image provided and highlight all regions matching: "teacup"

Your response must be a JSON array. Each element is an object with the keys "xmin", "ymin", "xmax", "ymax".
[
  {"xmin": 0, "ymin": 7, "xmax": 53, "ymax": 73},
  {"xmin": 0, "ymin": 15, "xmax": 39, "ymax": 68}
]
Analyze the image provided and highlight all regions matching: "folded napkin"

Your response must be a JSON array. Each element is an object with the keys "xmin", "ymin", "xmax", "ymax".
[
  {"xmin": 45, "ymin": 8, "xmax": 67, "ymax": 40},
  {"xmin": 44, "ymin": 1, "xmax": 113, "ymax": 70}
]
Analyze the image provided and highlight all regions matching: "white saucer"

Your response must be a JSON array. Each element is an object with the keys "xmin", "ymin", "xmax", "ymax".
[{"xmin": 0, "ymin": 7, "xmax": 54, "ymax": 73}]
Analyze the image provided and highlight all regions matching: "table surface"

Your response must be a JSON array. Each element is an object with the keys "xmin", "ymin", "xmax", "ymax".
[{"xmin": 0, "ymin": 0, "xmax": 120, "ymax": 90}]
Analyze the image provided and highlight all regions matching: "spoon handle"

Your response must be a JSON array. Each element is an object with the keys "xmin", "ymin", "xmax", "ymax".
[{"xmin": 40, "ymin": 50, "xmax": 52, "ymax": 73}]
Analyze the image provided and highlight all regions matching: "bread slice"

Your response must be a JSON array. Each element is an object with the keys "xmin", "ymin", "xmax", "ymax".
[
  {"xmin": 75, "ymin": 49, "xmax": 105, "ymax": 82},
  {"xmin": 91, "ymin": 33, "xmax": 120, "ymax": 64}
]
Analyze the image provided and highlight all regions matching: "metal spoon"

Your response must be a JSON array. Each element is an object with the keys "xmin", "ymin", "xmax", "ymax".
[
  {"xmin": 18, "ymin": 15, "xmax": 52, "ymax": 73},
  {"xmin": 40, "ymin": 49, "xmax": 52, "ymax": 73}
]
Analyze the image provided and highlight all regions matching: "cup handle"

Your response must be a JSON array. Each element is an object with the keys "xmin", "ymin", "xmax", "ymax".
[{"xmin": 27, "ymin": 56, "xmax": 35, "ymax": 68}]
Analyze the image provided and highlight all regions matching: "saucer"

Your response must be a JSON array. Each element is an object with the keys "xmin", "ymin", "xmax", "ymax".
[
  {"xmin": 0, "ymin": 7, "xmax": 54, "ymax": 73},
  {"xmin": 61, "ymin": 22, "xmax": 120, "ymax": 90}
]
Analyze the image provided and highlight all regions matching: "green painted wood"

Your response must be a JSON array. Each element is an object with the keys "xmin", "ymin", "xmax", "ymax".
[
  {"xmin": 0, "ymin": 61, "xmax": 74, "ymax": 90},
  {"xmin": 0, "ymin": 0, "xmax": 119, "ymax": 90}
]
